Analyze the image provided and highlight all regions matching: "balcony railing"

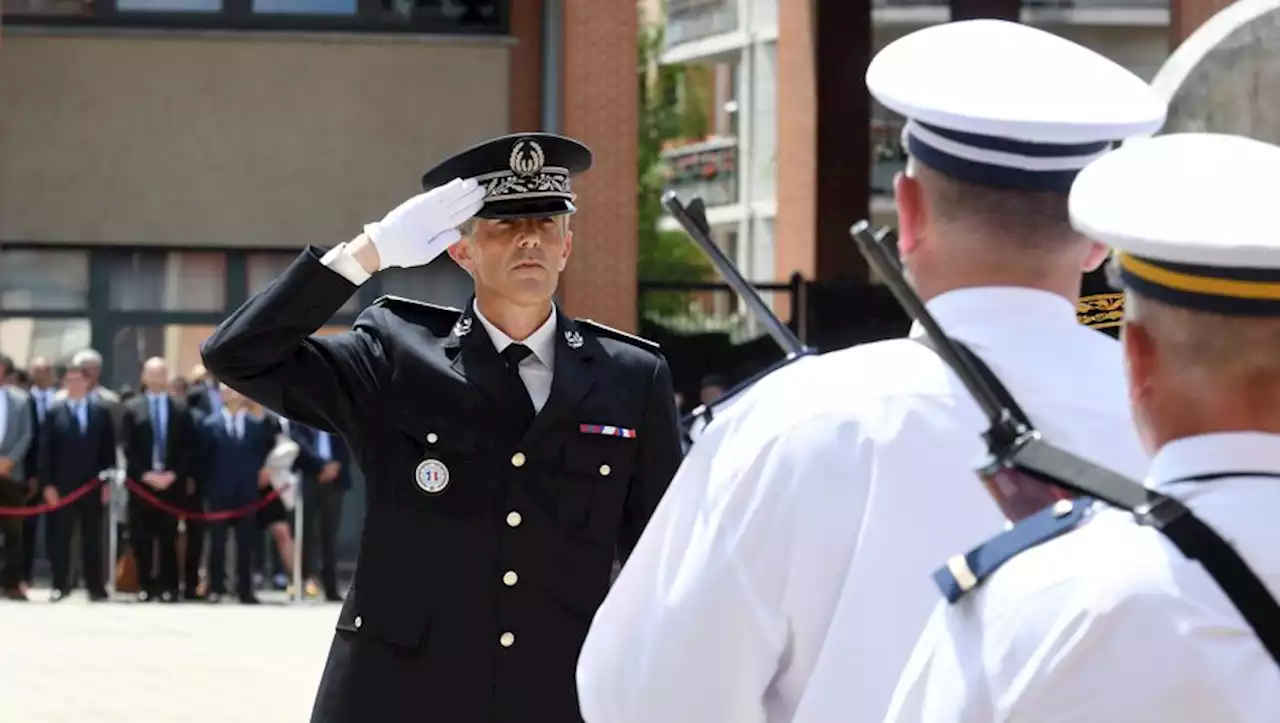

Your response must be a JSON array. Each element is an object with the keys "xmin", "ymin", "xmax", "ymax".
[
  {"xmin": 662, "ymin": 136, "xmax": 739, "ymax": 208},
  {"xmin": 870, "ymin": 119, "xmax": 906, "ymax": 197},
  {"xmin": 665, "ymin": 0, "xmax": 740, "ymax": 49}
]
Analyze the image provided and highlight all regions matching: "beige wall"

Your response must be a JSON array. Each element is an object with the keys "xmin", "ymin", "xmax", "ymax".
[{"xmin": 0, "ymin": 31, "xmax": 512, "ymax": 248}]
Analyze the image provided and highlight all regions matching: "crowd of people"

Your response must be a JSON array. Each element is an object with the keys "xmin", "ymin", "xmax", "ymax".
[{"xmin": 0, "ymin": 349, "xmax": 351, "ymax": 604}]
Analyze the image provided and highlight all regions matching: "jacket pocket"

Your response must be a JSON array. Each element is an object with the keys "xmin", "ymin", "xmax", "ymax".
[{"xmin": 336, "ymin": 504, "xmax": 436, "ymax": 649}]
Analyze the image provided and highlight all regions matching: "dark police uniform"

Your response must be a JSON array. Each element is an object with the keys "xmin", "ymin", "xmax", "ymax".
[{"xmin": 200, "ymin": 133, "xmax": 684, "ymax": 723}]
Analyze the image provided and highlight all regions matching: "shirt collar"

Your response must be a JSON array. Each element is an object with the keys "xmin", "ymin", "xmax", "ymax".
[
  {"xmin": 909, "ymin": 286, "xmax": 1079, "ymax": 339},
  {"xmin": 1148, "ymin": 432, "xmax": 1280, "ymax": 488},
  {"xmin": 472, "ymin": 300, "xmax": 558, "ymax": 368}
]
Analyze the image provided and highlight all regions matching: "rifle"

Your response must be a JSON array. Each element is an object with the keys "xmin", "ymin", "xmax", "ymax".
[
  {"xmin": 848, "ymin": 219, "xmax": 1280, "ymax": 664},
  {"xmin": 661, "ymin": 191, "xmax": 817, "ymax": 446}
]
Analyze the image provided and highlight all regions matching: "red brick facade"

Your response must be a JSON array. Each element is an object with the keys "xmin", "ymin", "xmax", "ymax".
[{"xmin": 510, "ymin": 1, "xmax": 640, "ymax": 333}]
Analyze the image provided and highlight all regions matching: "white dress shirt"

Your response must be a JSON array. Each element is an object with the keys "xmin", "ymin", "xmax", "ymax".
[
  {"xmin": 575, "ymin": 287, "xmax": 1149, "ymax": 723},
  {"xmin": 473, "ymin": 301, "xmax": 557, "ymax": 414},
  {"xmin": 886, "ymin": 431, "xmax": 1280, "ymax": 723},
  {"xmin": 0, "ymin": 386, "xmax": 8, "ymax": 444},
  {"xmin": 222, "ymin": 407, "xmax": 246, "ymax": 440},
  {"xmin": 32, "ymin": 387, "xmax": 52, "ymax": 423}
]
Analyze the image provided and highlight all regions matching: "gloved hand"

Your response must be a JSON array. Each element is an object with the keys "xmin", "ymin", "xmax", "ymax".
[{"xmin": 364, "ymin": 177, "xmax": 486, "ymax": 270}]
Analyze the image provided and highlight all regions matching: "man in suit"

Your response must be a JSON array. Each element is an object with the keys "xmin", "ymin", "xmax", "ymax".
[
  {"xmin": 201, "ymin": 133, "xmax": 683, "ymax": 723},
  {"xmin": 21, "ymin": 356, "xmax": 57, "ymax": 589},
  {"xmin": 0, "ymin": 377, "xmax": 34, "ymax": 599},
  {"xmin": 198, "ymin": 383, "xmax": 277, "ymax": 604},
  {"xmin": 292, "ymin": 422, "xmax": 351, "ymax": 602},
  {"xmin": 120, "ymin": 357, "xmax": 197, "ymax": 603},
  {"xmin": 187, "ymin": 363, "xmax": 223, "ymax": 419},
  {"xmin": 40, "ymin": 364, "xmax": 116, "ymax": 602}
]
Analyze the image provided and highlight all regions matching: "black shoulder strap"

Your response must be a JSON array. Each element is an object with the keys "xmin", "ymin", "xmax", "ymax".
[{"xmin": 914, "ymin": 335, "xmax": 1280, "ymax": 669}]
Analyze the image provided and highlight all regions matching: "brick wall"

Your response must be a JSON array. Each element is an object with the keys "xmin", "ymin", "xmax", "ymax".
[
  {"xmin": 508, "ymin": 0, "xmax": 543, "ymax": 132},
  {"xmin": 1171, "ymin": 0, "xmax": 1237, "ymax": 46},
  {"xmin": 560, "ymin": 0, "xmax": 640, "ymax": 332}
]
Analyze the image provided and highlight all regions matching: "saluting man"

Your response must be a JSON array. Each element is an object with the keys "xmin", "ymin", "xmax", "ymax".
[
  {"xmin": 885, "ymin": 133, "xmax": 1280, "ymax": 723},
  {"xmin": 200, "ymin": 132, "xmax": 683, "ymax": 723}
]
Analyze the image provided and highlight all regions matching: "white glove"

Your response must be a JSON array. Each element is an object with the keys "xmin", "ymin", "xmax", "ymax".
[{"xmin": 364, "ymin": 177, "xmax": 486, "ymax": 270}]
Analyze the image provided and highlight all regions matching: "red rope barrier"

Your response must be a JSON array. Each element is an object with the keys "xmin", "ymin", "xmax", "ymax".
[
  {"xmin": 124, "ymin": 478, "xmax": 283, "ymax": 522},
  {"xmin": 0, "ymin": 477, "xmax": 104, "ymax": 517}
]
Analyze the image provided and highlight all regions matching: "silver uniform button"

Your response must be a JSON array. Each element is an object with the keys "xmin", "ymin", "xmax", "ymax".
[
  {"xmin": 354, "ymin": 615, "xmax": 363, "ymax": 629},
  {"xmin": 426, "ymin": 432, "xmax": 438, "ymax": 444},
  {"xmin": 506, "ymin": 511, "xmax": 522, "ymax": 527},
  {"xmin": 511, "ymin": 451, "xmax": 527, "ymax": 467},
  {"xmin": 599, "ymin": 464, "xmax": 611, "ymax": 476},
  {"xmin": 503, "ymin": 571, "xmax": 518, "ymax": 586},
  {"xmin": 500, "ymin": 631, "xmax": 515, "ymax": 648}
]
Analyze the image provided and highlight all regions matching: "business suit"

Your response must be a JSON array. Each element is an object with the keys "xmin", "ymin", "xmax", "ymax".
[
  {"xmin": 199, "ymin": 409, "xmax": 277, "ymax": 601},
  {"xmin": 200, "ymin": 248, "xmax": 683, "ymax": 723},
  {"xmin": 22, "ymin": 386, "xmax": 55, "ymax": 584},
  {"xmin": 40, "ymin": 396, "xmax": 116, "ymax": 598},
  {"xmin": 0, "ymin": 387, "xmax": 34, "ymax": 592},
  {"xmin": 292, "ymin": 423, "xmax": 352, "ymax": 600},
  {"xmin": 120, "ymin": 392, "xmax": 197, "ymax": 600}
]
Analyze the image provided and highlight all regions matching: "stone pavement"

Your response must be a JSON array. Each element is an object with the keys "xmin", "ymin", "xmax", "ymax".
[{"xmin": 0, "ymin": 588, "xmax": 340, "ymax": 723}]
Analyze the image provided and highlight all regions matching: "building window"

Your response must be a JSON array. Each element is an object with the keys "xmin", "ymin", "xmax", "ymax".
[
  {"xmin": 247, "ymin": 251, "xmax": 360, "ymax": 314},
  {"xmin": 106, "ymin": 250, "xmax": 227, "ymax": 312},
  {"xmin": 0, "ymin": 318, "xmax": 93, "ymax": 368},
  {"xmin": 379, "ymin": 257, "xmax": 474, "ymax": 309},
  {"xmin": 0, "ymin": 249, "xmax": 91, "ymax": 311},
  {"xmin": 4, "ymin": 0, "xmax": 508, "ymax": 33}
]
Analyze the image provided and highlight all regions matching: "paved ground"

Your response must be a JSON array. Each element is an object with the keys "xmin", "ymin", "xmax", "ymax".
[{"xmin": 0, "ymin": 588, "xmax": 339, "ymax": 723}]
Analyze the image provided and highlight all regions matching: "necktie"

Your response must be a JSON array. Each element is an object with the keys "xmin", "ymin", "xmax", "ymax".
[
  {"xmin": 500, "ymin": 344, "xmax": 536, "ymax": 426},
  {"xmin": 151, "ymin": 396, "xmax": 166, "ymax": 468},
  {"xmin": 75, "ymin": 401, "xmax": 86, "ymax": 435}
]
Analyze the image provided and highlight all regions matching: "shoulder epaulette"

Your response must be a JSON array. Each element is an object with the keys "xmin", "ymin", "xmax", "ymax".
[
  {"xmin": 371, "ymin": 295, "xmax": 461, "ymax": 316},
  {"xmin": 577, "ymin": 318, "xmax": 661, "ymax": 353},
  {"xmin": 934, "ymin": 497, "xmax": 1092, "ymax": 604}
]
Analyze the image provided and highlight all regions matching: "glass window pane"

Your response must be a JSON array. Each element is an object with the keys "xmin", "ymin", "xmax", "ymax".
[
  {"xmin": 2, "ymin": 0, "xmax": 93, "ymax": 15},
  {"xmin": 0, "ymin": 249, "xmax": 90, "ymax": 311},
  {"xmin": 107, "ymin": 251, "xmax": 227, "ymax": 312},
  {"xmin": 377, "ymin": 0, "xmax": 502, "ymax": 26},
  {"xmin": 253, "ymin": 0, "xmax": 355, "ymax": 13},
  {"xmin": 378, "ymin": 257, "xmax": 474, "ymax": 309},
  {"xmin": 0, "ymin": 318, "xmax": 92, "ymax": 368},
  {"xmin": 248, "ymin": 252, "xmax": 359, "ymax": 314},
  {"xmin": 107, "ymin": 324, "xmax": 219, "ymax": 392},
  {"xmin": 116, "ymin": 0, "xmax": 223, "ymax": 10}
]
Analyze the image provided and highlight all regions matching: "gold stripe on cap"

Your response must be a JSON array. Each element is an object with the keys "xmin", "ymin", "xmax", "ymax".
[
  {"xmin": 947, "ymin": 554, "xmax": 978, "ymax": 592},
  {"xmin": 1119, "ymin": 253, "xmax": 1280, "ymax": 301}
]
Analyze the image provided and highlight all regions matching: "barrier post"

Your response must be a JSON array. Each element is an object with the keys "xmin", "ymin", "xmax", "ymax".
[
  {"xmin": 292, "ymin": 480, "xmax": 305, "ymax": 604},
  {"xmin": 105, "ymin": 470, "xmax": 121, "ymax": 600}
]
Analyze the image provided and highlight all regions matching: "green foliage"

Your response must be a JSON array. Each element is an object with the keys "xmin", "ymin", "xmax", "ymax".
[{"xmin": 637, "ymin": 20, "xmax": 715, "ymax": 319}]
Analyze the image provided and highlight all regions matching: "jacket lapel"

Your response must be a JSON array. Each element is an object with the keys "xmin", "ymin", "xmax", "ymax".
[
  {"xmin": 523, "ymin": 312, "xmax": 598, "ymax": 443},
  {"xmin": 445, "ymin": 300, "xmax": 525, "ymax": 411}
]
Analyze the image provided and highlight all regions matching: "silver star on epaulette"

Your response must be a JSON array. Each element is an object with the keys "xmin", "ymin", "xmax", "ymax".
[
  {"xmin": 564, "ymin": 330, "xmax": 584, "ymax": 349},
  {"xmin": 454, "ymin": 317, "xmax": 473, "ymax": 337}
]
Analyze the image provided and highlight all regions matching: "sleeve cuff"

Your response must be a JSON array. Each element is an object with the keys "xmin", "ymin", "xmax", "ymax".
[{"xmin": 321, "ymin": 243, "xmax": 374, "ymax": 286}]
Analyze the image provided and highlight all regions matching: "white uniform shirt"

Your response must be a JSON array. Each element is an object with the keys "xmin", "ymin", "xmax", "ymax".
[
  {"xmin": 575, "ymin": 287, "xmax": 1148, "ymax": 723},
  {"xmin": 886, "ymin": 432, "xmax": 1280, "ymax": 723}
]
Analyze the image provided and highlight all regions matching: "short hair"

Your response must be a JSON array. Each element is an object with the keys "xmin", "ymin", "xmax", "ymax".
[
  {"xmin": 71, "ymin": 349, "xmax": 103, "ymax": 369},
  {"xmin": 1127, "ymin": 291, "xmax": 1280, "ymax": 382},
  {"xmin": 911, "ymin": 157, "xmax": 1079, "ymax": 250},
  {"xmin": 459, "ymin": 215, "xmax": 571, "ymax": 241}
]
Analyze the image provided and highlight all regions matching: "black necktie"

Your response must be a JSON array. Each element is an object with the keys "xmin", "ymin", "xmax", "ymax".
[{"xmin": 500, "ymin": 344, "xmax": 535, "ymax": 426}]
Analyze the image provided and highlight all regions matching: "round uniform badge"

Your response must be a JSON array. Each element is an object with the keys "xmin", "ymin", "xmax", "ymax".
[{"xmin": 415, "ymin": 458, "xmax": 450, "ymax": 495}]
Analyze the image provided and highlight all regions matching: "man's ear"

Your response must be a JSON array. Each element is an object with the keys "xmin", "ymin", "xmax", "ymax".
[
  {"xmin": 1081, "ymin": 241, "xmax": 1110, "ymax": 272},
  {"xmin": 446, "ymin": 237, "xmax": 474, "ymax": 274},
  {"xmin": 894, "ymin": 171, "xmax": 926, "ymax": 257},
  {"xmin": 558, "ymin": 230, "xmax": 573, "ymax": 272}
]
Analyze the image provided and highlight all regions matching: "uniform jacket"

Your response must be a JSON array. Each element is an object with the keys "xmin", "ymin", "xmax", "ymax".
[
  {"xmin": 200, "ymin": 248, "xmax": 683, "ymax": 723},
  {"xmin": 119, "ymin": 393, "xmax": 198, "ymax": 501}
]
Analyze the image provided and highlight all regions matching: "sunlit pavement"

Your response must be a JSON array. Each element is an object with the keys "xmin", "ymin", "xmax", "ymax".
[{"xmin": 1, "ymin": 588, "xmax": 339, "ymax": 722}]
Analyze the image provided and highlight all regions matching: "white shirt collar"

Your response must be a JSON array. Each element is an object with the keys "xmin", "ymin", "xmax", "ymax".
[
  {"xmin": 472, "ymin": 300, "xmax": 558, "ymax": 368},
  {"xmin": 909, "ymin": 286, "xmax": 1078, "ymax": 338},
  {"xmin": 1148, "ymin": 432, "xmax": 1280, "ymax": 488}
]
